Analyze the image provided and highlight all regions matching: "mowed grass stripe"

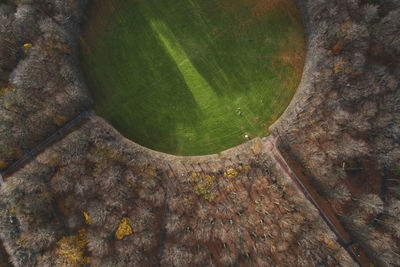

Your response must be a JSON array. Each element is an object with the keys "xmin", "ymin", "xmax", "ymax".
[
  {"xmin": 149, "ymin": 19, "xmax": 219, "ymax": 113},
  {"xmin": 80, "ymin": 0, "xmax": 305, "ymax": 155}
]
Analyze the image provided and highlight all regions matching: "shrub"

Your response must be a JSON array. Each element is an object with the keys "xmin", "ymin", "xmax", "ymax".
[
  {"xmin": 115, "ymin": 217, "xmax": 132, "ymax": 240},
  {"xmin": 56, "ymin": 229, "xmax": 89, "ymax": 266}
]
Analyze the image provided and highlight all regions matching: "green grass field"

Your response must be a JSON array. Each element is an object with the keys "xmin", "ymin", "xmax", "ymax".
[{"xmin": 80, "ymin": 0, "xmax": 305, "ymax": 155}]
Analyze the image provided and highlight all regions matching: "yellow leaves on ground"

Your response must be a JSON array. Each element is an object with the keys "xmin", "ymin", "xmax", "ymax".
[
  {"xmin": 0, "ymin": 86, "xmax": 10, "ymax": 97},
  {"xmin": 323, "ymin": 234, "xmax": 340, "ymax": 250},
  {"xmin": 244, "ymin": 165, "xmax": 251, "ymax": 173},
  {"xmin": 0, "ymin": 160, "xmax": 7, "ymax": 171},
  {"xmin": 251, "ymin": 139, "xmax": 262, "ymax": 154},
  {"xmin": 334, "ymin": 61, "xmax": 346, "ymax": 73},
  {"xmin": 225, "ymin": 168, "xmax": 238, "ymax": 179},
  {"xmin": 329, "ymin": 39, "xmax": 345, "ymax": 56},
  {"xmin": 192, "ymin": 165, "xmax": 251, "ymax": 201},
  {"xmin": 53, "ymin": 115, "xmax": 68, "ymax": 127},
  {"xmin": 115, "ymin": 218, "xmax": 133, "ymax": 240},
  {"xmin": 340, "ymin": 21, "xmax": 352, "ymax": 33},
  {"xmin": 183, "ymin": 197, "xmax": 193, "ymax": 208},
  {"xmin": 192, "ymin": 172, "xmax": 217, "ymax": 201},
  {"xmin": 9, "ymin": 207, "xmax": 15, "ymax": 214},
  {"xmin": 23, "ymin": 43, "xmax": 32, "ymax": 53},
  {"xmin": 56, "ymin": 229, "xmax": 89, "ymax": 267},
  {"xmin": 3, "ymin": 37, "xmax": 12, "ymax": 43},
  {"xmin": 83, "ymin": 212, "xmax": 92, "ymax": 225},
  {"xmin": 223, "ymin": 165, "xmax": 250, "ymax": 178},
  {"xmin": 36, "ymin": 152, "xmax": 61, "ymax": 167}
]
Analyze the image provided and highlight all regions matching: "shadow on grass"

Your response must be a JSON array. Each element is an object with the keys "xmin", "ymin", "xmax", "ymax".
[
  {"xmin": 80, "ymin": 0, "xmax": 203, "ymax": 154},
  {"xmin": 79, "ymin": 0, "xmax": 305, "ymax": 155},
  {"xmin": 142, "ymin": 0, "xmax": 298, "ymax": 98}
]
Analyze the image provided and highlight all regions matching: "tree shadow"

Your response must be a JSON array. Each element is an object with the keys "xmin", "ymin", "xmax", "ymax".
[
  {"xmin": 80, "ymin": 0, "xmax": 202, "ymax": 154},
  {"xmin": 142, "ymin": 0, "xmax": 300, "ymax": 98}
]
